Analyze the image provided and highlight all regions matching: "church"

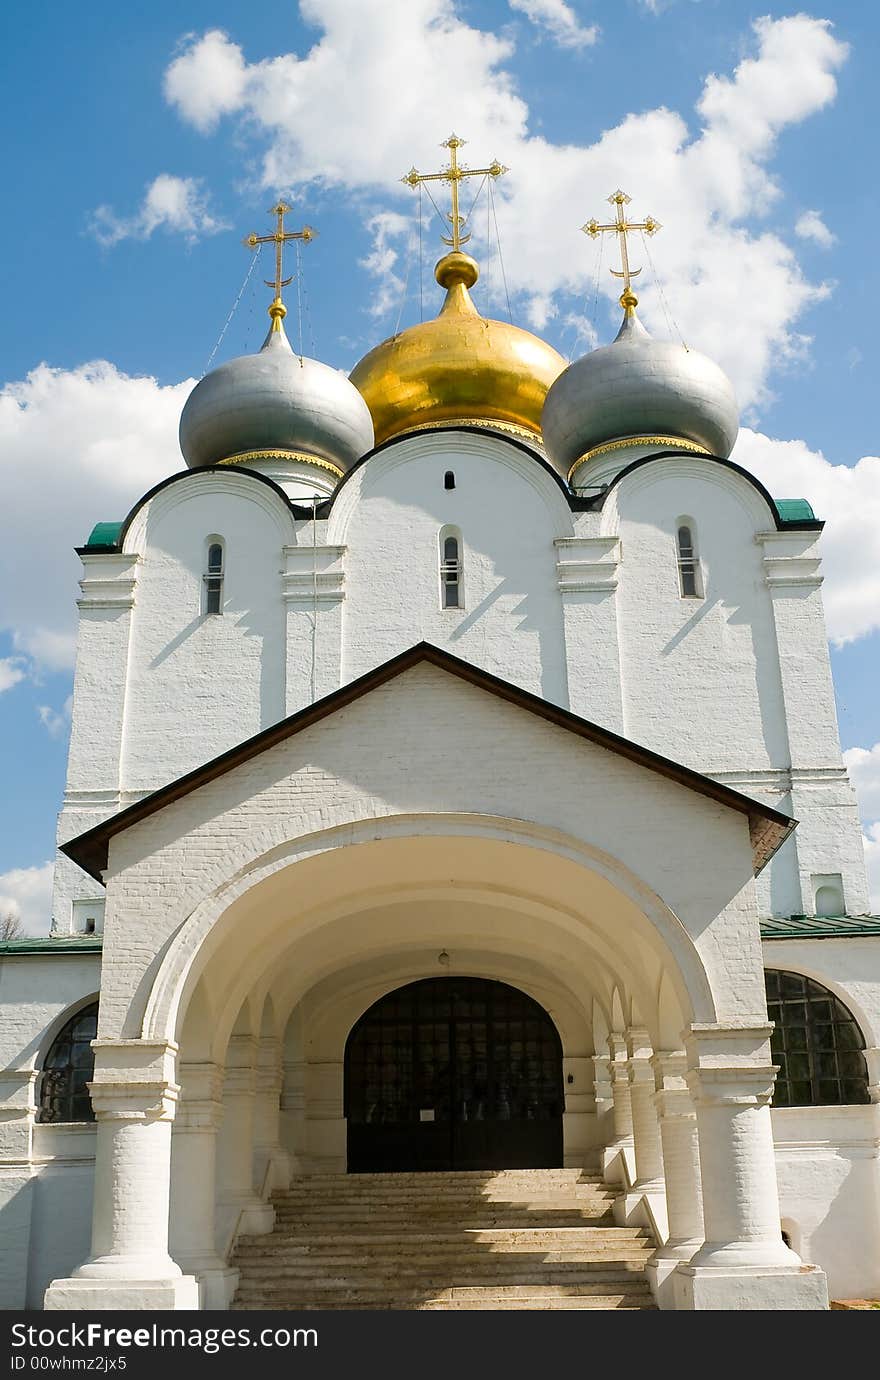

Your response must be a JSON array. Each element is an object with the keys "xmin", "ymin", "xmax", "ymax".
[{"xmin": 1, "ymin": 142, "xmax": 878, "ymax": 1312}]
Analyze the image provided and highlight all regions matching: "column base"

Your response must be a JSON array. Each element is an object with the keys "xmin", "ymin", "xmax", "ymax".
[
  {"xmin": 220, "ymin": 1196, "xmax": 275, "ymax": 1236},
  {"xmin": 646, "ymin": 1241, "xmax": 701, "ymax": 1310},
  {"xmin": 175, "ymin": 1256, "xmax": 240, "ymax": 1310},
  {"xmin": 44, "ymin": 1275, "xmax": 200, "ymax": 1311},
  {"xmin": 601, "ymin": 1138, "xmax": 634, "ymax": 1184},
  {"xmin": 672, "ymin": 1263, "xmax": 829, "ymax": 1311}
]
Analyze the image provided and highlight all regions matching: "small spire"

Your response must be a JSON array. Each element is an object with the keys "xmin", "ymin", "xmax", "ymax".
[
  {"xmin": 582, "ymin": 189, "xmax": 661, "ymax": 304},
  {"xmin": 244, "ymin": 202, "xmax": 316, "ymax": 332},
  {"xmin": 401, "ymin": 133, "xmax": 507, "ymax": 255}
]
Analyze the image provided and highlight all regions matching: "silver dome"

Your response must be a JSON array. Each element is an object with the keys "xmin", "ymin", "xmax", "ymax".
[
  {"xmin": 179, "ymin": 320, "xmax": 374, "ymax": 474},
  {"xmin": 541, "ymin": 309, "xmax": 739, "ymax": 481}
]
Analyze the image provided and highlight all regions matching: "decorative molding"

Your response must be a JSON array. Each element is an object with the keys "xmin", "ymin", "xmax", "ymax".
[
  {"xmin": 77, "ymin": 554, "xmax": 140, "ymax": 610},
  {"xmin": 569, "ymin": 435, "xmax": 709, "ymax": 481},
  {"xmin": 554, "ymin": 536, "xmax": 621, "ymax": 592},
  {"xmin": 218, "ymin": 449, "xmax": 344, "ymax": 479},
  {"xmin": 282, "ymin": 543, "xmax": 346, "ymax": 604}
]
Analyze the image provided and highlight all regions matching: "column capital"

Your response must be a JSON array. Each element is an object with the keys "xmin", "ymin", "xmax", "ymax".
[
  {"xmin": 607, "ymin": 1032, "xmax": 627, "ymax": 1062},
  {"xmin": 685, "ymin": 1024, "xmax": 776, "ymax": 1107},
  {"xmin": 89, "ymin": 1040, "xmax": 180, "ymax": 1121},
  {"xmin": 652, "ymin": 1050, "xmax": 696, "ymax": 1120},
  {"xmin": 176, "ymin": 1062, "xmax": 225, "ymax": 1130}
]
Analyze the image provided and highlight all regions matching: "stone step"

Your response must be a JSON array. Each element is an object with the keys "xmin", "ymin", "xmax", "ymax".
[
  {"xmin": 289, "ymin": 1170, "xmax": 603, "ymax": 1183},
  {"xmin": 233, "ymin": 1295, "xmax": 653, "ymax": 1311},
  {"xmin": 235, "ymin": 1278, "xmax": 654, "ymax": 1301},
  {"xmin": 262, "ymin": 1225, "xmax": 620, "ymax": 1236},
  {"xmin": 234, "ymin": 1236, "xmax": 648, "ymax": 1258},
  {"xmin": 233, "ymin": 1169, "xmax": 653, "ymax": 1313},
  {"xmin": 280, "ymin": 1174, "xmax": 606, "ymax": 1188},
  {"xmin": 236, "ymin": 1264, "xmax": 653, "ymax": 1283}
]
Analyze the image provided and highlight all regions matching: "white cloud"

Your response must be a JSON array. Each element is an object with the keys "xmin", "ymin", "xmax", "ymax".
[
  {"xmin": 843, "ymin": 745, "xmax": 880, "ymax": 912},
  {"xmin": 733, "ymin": 429, "xmax": 880, "ymax": 646},
  {"xmin": 864, "ymin": 823, "xmax": 880, "ymax": 913},
  {"xmin": 0, "ymin": 862, "xmax": 53, "ymax": 937},
  {"xmin": 0, "ymin": 362, "xmax": 192, "ymax": 670},
  {"xmin": 508, "ymin": 0, "xmax": 598, "ymax": 50},
  {"xmin": 844, "ymin": 744, "xmax": 880, "ymax": 821},
  {"xmin": 359, "ymin": 211, "xmax": 413, "ymax": 319},
  {"xmin": 795, "ymin": 209, "xmax": 836, "ymax": 248},
  {"xmin": 37, "ymin": 696, "xmax": 73, "ymax": 740},
  {"xmin": 164, "ymin": 28, "xmax": 248, "ymax": 133},
  {"xmin": 163, "ymin": 8, "xmax": 847, "ymax": 412},
  {"xmin": 0, "ymin": 658, "xmax": 26, "ymax": 693},
  {"xmin": 91, "ymin": 174, "xmax": 227, "ymax": 248}
]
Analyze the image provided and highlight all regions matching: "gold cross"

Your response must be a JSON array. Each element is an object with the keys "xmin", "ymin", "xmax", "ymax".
[
  {"xmin": 402, "ymin": 134, "xmax": 507, "ymax": 252},
  {"xmin": 244, "ymin": 202, "xmax": 316, "ymax": 324},
  {"xmin": 583, "ymin": 190, "xmax": 661, "ymax": 309}
]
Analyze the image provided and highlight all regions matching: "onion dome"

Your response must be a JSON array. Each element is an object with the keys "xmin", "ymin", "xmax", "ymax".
[
  {"xmin": 179, "ymin": 301, "xmax": 374, "ymax": 481},
  {"xmin": 541, "ymin": 289, "xmax": 740, "ymax": 486},
  {"xmin": 349, "ymin": 251, "xmax": 566, "ymax": 448}
]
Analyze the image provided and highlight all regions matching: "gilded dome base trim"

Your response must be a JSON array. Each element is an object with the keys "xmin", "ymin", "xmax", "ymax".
[
  {"xmin": 218, "ymin": 448, "xmax": 345, "ymax": 478},
  {"xmin": 569, "ymin": 434, "xmax": 710, "ymax": 482},
  {"xmin": 389, "ymin": 416, "xmax": 544, "ymax": 446}
]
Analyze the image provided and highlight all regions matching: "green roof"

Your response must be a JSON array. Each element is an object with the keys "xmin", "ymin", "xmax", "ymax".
[
  {"xmin": 761, "ymin": 915, "xmax": 880, "ymax": 940},
  {"xmin": 0, "ymin": 937, "xmax": 103, "ymax": 955},
  {"xmin": 84, "ymin": 521, "xmax": 123, "ymax": 550},
  {"xmin": 773, "ymin": 498, "xmax": 817, "ymax": 524}
]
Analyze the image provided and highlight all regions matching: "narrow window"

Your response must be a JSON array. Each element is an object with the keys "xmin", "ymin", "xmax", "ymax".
[
  {"xmin": 439, "ymin": 529, "xmax": 462, "ymax": 609},
  {"xmin": 38, "ymin": 1002, "xmax": 99, "ymax": 1124},
  {"xmin": 676, "ymin": 521, "xmax": 702, "ymax": 598},
  {"xmin": 204, "ymin": 540, "xmax": 224, "ymax": 615},
  {"xmin": 444, "ymin": 470, "xmax": 456, "ymax": 490}
]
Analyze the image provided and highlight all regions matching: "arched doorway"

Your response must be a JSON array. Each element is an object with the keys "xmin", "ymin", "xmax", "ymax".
[{"xmin": 344, "ymin": 977, "xmax": 564, "ymax": 1172}]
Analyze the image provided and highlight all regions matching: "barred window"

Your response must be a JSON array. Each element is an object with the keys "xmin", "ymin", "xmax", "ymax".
[
  {"xmin": 765, "ymin": 970, "xmax": 869, "ymax": 1107},
  {"xmin": 38, "ymin": 1002, "xmax": 98, "ymax": 1124},
  {"xmin": 204, "ymin": 539, "xmax": 224, "ymax": 615},
  {"xmin": 676, "ymin": 521, "xmax": 702, "ymax": 598},
  {"xmin": 440, "ymin": 528, "xmax": 463, "ymax": 609}
]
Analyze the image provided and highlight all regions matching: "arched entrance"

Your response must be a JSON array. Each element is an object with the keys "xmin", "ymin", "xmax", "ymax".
[{"xmin": 344, "ymin": 977, "xmax": 564, "ymax": 1172}]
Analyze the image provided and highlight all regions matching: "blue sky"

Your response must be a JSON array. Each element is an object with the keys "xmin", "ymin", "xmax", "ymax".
[{"xmin": 1, "ymin": 0, "xmax": 878, "ymax": 927}]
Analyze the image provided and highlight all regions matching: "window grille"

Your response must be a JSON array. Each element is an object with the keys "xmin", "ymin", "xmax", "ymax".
[
  {"xmin": 765, "ymin": 970, "xmax": 870, "ymax": 1106},
  {"xmin": 440, "ymin": 532, "xmax": 462, "ymax": 609},
  {"xmin": 38, "ymin": 1002, "xmax": 98, "ymax": 1124},
  {"xmin": 676, "ymin": 522, "xmax": 702, "ymax": 598},
  {"xmin": 204, "ymin": 540, "xmax": 224, "ymax": 615}
]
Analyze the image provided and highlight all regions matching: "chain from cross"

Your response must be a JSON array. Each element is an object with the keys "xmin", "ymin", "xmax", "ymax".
[
  {"xmin": 244, "ymin": 202, "xmax": 316, "ymax": 306},
  {"xmin": 401, "ymin": 134, "xmax": 507, "ymax": 252},
  {"xmin": 583, "ymin": 190, "xmax": 661, "ymax": 307}
]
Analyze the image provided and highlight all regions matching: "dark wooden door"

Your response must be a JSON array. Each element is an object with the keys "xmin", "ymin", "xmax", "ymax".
[{"xmin": 344, "ymin": 977, "xmax": 564, "ymax": 1172}]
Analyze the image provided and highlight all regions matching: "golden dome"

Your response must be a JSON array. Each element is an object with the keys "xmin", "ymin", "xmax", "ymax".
[{"xmin": 349, "ymin": 251, "xmax": 566, "ymax": 447}]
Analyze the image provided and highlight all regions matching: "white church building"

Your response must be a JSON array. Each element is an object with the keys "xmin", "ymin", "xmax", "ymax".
[{"xmin": 1, "ymin": 173, "xmax": 878, "ymax": 1312}]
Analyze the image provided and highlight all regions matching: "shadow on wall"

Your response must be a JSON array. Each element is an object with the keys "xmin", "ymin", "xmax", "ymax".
[{"xmin": 802, "ymin": 1155, "xmax": 880, "ymax": 1300}]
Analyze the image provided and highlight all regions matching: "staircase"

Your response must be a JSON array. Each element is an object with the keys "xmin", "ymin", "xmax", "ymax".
[{"xmin": 231, "ymin": 1169, "xmax": 656, "ymax": 1310}]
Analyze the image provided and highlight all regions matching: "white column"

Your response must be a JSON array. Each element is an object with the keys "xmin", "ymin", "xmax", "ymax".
[
  {"xmin": 602, "ymin": 1033, "xmax": 634, "ymax": 1182},
  {"xmin": 607, "ymin": 1034, "xmax": 633, "ymax": 1142},
  {"xmin": 627, "ymin": 1028, "xmax": 664, "ymax": 1190},
  {"xmin": 592, "ymin": 1053, "xmax": 614, "ymax": 1124},
  {"xmin": 44, "ymin": 1041, "xmax": 199, "ymax": 1310},
  {"xmin": 169, "ymin": 1062, "xmax": 238, "ymax": 1310},
  {"xmin": 217, "ymin": 1036, "xmax": 275, "ymax": 1237},
  {"xmin": 252, "ymin": 1036, "xmax": 291, "ymax": 1193},
  {"xmin": 646, "ymin": 1051, "xmax": 703, "ymax": 1308},
  {"xmin": 673, "ymin": 1025, "xmax": 828, "ymax": 1310}
]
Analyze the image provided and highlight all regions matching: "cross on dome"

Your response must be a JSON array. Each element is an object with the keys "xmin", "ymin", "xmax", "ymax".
[
  {"xmin": 402, "ymin": 134, "xmax": 507, "ymax": 254},
  {"xmin": 582, "ymin": 190, "xmax": 661, "ymax": 313},
  {"xmin": 244, "ymin": 201, "xmax": 316, "ymax": 331}
]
